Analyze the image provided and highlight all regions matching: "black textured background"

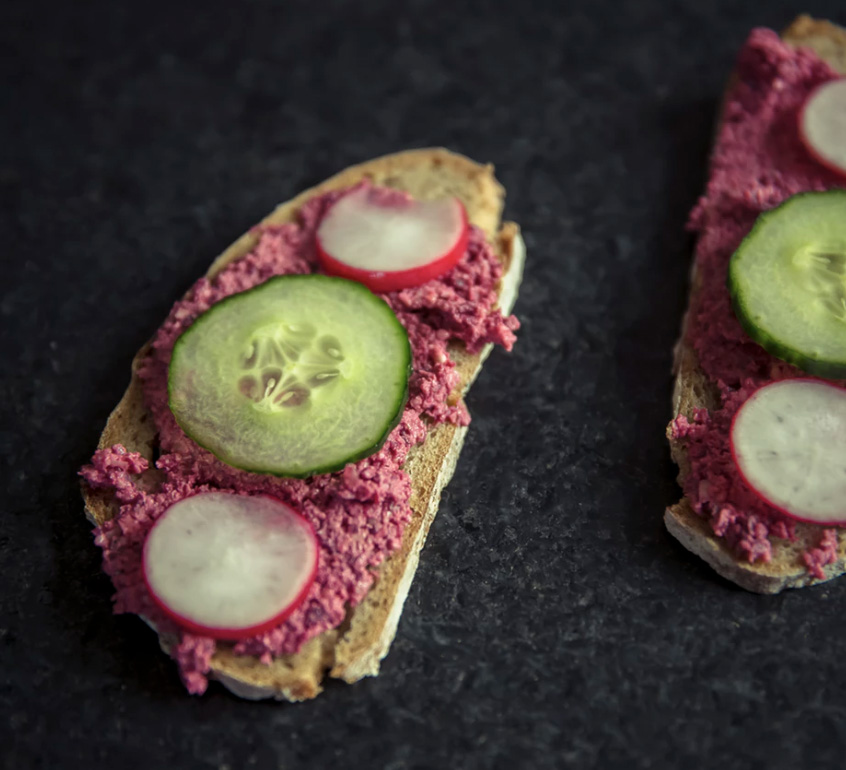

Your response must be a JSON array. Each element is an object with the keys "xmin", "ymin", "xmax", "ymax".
[{"xmin": 3, "ymin": 1, "xmax": 846, "ymax": 768}]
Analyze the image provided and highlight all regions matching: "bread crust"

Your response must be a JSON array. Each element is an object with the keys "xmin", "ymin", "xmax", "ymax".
[
  {"xmin": 666, "ymin": 20, "xmax": 846, "ymax": 593},
  {"xmin": 81, "ymin": 148, "xmax": 525, "ymax": 699}
]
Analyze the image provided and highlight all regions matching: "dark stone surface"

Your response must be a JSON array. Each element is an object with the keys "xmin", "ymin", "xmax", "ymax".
[{"xmin": 3, "ymin": 0, "xmax": 846, "ymax": 767}]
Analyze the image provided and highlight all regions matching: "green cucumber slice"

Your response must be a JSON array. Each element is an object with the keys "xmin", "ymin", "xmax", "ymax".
[
  {"xmin": 168, "ymin": 275, "xmax": 411, "ymax": 477},
  {"xmin": 728, "ymin": 190, "xmax": 846, "ymax": 378}
]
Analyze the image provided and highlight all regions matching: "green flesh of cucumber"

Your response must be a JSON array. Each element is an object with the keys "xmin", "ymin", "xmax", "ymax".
[
  {"xmin": 728, "ymin": 190, "xmax": 846, "ymax": 378},
  {"xmin": 168, "ymin": 275, "xmax": 411, "ymax": 477}
]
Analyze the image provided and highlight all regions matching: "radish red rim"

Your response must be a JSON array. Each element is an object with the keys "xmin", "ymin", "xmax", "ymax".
[
  {"xmin": 799, "ymin": 78, "xmax": 846, "ymax": 180},
  {"xmin": 730, "ymin": 378, "xmax": 846, "ymax": 526},
  {"xmin": 315, "ymin": 186, "xmax": 469, "ymax": 293},
  {"xmin": 143, "ymin": 492, "xmax": 319, "ymax": 640}
]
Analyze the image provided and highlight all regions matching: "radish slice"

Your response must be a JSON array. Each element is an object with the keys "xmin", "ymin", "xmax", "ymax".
[
  {"xmin": 800, "ymin": 79, "xmax": 846, "ymax": 179},
  {"xmin": 731, "ymin": 379, "xmax": 846, "ymax": 525},
  {"xmin": 316, "ymin": 186, "xmax": 469, "ymax": 292},
  {"xmin": 143, "ymin": 492, "xmax": 318, "ymax": 639}
]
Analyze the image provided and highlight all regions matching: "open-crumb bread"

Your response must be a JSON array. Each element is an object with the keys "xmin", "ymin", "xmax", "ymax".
[
  {"xmin": 82, "ymin": 148, "xmax": 525, "ymax": 699},
  {"xmin": 666, "ymin": 18, "xmax": 846, "ymax": 594}
]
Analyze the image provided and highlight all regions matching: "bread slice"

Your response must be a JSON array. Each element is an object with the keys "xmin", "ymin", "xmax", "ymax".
[
  {"xmin": 666, "ymin": 17, "xmax": 846, "ymax": 593},
  {"xmin": 81, "ymin": 148, "xmax": 525, "ymax": 699}
]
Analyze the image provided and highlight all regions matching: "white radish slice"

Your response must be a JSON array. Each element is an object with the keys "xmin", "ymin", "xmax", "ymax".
[
  {"xmin": 316, "ymin": 186, "xmax": 469, "ymax": 292},
  {"xmin": 800, "ymin": 79, "xmax": 846, "ymax": 179},
  {"xmin": 731, "ymin": 379, "xmax": 846, "ymax": 524},
  {"xmin": 143, "ymin": 492, "xmax": 318, "ymax": 639}
]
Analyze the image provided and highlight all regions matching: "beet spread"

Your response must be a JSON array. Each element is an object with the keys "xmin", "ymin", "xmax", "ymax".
[
  {"xmin": 81, "ymin": 183, "xmax": 518, "ymax": 694},
  {"xmin": 669, "ymin": 28, "xmax": 845, "ymax": 575}
]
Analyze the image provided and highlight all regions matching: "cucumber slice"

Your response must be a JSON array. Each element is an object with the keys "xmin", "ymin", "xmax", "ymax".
[
  {"xmin": 168, "ymin": 275, "xmax": 411, "ymax": 477},
  {"xmin": 728, "ymin": 190, "xmax": 846, "ymax": 378}
]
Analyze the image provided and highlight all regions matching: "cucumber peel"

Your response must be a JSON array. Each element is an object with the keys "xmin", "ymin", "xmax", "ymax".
[
  {"xmin": 728, "ymin": 190, "xmax": 846, "ymax": 378},
  {"xmin": 168, "ymin": 275, "xmax": 411, "ymax": 477}
]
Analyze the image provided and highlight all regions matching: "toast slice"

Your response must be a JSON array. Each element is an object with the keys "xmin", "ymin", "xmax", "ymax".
[
  {"xmin": 81, "ymin": 148, "xmax": 525, "ymax": 699},
  {"xmin": 666, "ymin": 17, "xmax": 846, "ymax": 593}
]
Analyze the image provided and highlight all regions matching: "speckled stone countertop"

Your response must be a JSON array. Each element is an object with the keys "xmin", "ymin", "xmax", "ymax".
[{"xmin": 3, "ymin": 1, "xmax": 846, "ymax": 767}]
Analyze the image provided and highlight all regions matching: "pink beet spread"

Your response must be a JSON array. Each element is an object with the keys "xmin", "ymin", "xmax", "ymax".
[
  {"xmin": 81, "ymin": 182, "xmax": 519, "ymax": 694},
  {"xmin": 669, "ymin": 29, "xmax": 845, "ymax": 576}
]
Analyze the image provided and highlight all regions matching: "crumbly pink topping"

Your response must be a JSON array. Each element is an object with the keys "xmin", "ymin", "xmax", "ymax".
[{"xmin": 803, "ymin": 529, "xmax": 839, "ymax": 580}]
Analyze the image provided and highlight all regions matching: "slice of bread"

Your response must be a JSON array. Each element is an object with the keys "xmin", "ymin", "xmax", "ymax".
[
  {"xmin": 81, "ymin": 148, "xmax": 525, "ymax": 699},
  {"xmin": 666, "ymin": 17, "xmax": 846, "ymax": 593}
]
